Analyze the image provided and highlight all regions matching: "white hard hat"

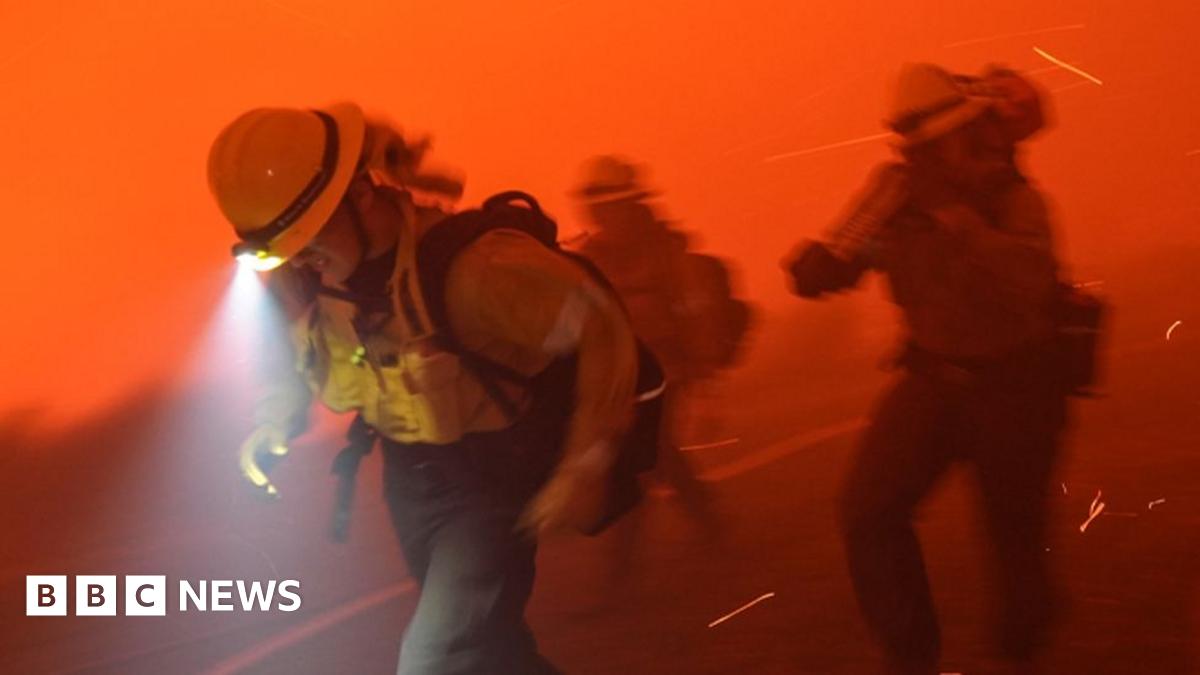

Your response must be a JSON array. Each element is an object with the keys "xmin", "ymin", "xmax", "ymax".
[{"xmin": 885, "ymin": 63, "xmax": 992, "ymax": 148}]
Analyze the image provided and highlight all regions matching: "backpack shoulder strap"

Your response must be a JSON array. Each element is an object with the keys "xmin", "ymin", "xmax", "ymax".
[
  {"xmin": 411, "ymin": 192, "xmax": 561, "ymax": 418},
  {"xmin": 413, "ymin": 190, "xmax": 662, "ymax": 397},
  {"xmin": 416, "ymin": 191, "xmax": 559, "ymax": 342}
]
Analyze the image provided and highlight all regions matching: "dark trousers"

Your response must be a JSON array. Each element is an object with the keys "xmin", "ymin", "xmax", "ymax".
[
  {"xmin": 839, "ymin": 346, "xmax": 1068, "ymax": 672},
  {"xmin": 381, "ymin": 427, "xmax": 562, "ymax": 675}
]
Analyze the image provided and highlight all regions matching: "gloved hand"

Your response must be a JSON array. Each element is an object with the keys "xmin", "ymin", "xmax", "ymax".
[
  {"xmin": 519, "ymin": 442, "xmax": 614, "ymax": 536},
  {"xmin": 238, "ymin": 424, "xmax": 290, "ymax": 498}
]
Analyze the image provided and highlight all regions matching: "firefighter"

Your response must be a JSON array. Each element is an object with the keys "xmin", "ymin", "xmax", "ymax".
[
  {"xmin": 570, "ymin": 156, "xmax": 711, "ymax": 515},
  {"xmin": 207, "ymin": 103, "xmax": 639, "ymax": 675},
  {"xmin": 783, "ymin": 64, "xmax": 1069, "ymax": 674}
]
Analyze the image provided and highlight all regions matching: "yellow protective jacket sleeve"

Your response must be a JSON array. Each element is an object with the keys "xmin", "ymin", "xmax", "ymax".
[{"xmin": 443, "ymin": 228, "xmax": 639, "ymax": 467}]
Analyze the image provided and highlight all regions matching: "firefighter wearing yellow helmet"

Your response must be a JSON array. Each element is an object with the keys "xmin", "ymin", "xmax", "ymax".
[{"xmin": 208, "ymin": 103, "xmax": 640, "ymax": 674}]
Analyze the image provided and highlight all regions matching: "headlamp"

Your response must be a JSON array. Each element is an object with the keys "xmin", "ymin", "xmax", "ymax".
[{"xmin": 232, "ymin": 241, "xmax": 285, "ymax": 272}]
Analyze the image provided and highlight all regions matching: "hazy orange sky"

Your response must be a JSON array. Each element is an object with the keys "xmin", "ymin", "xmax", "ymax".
[{"xmin": 2, "ymin": 0, "xmax": 1198, "ymax": 423}]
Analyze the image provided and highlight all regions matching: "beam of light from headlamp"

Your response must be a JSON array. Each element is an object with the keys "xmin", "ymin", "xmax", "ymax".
[
  {"xmin": 51, "ymin": 262, "xmax": 335, "ymax": 671},
  {"xmin": 159, "ymin": 264, "xmax": 338, "ymax": 573},
  {"xmin": 178, "ymin": 262, "xmax": 273, "ymax": 432}
]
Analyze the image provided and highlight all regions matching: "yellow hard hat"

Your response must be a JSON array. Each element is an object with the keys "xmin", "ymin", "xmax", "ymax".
[{"xmin": 208, "ymin": 103, "xmax": 366, "ymax": 269}]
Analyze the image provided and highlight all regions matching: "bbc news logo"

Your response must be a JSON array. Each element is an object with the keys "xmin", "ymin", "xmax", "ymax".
[{"xmin": 27, "ymin": 576, "xmax": 302, "ymax": 616}]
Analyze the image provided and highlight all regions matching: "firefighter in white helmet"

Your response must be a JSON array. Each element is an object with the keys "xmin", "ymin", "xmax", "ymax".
[
  {"xmin": 783, "ymin": 65, "xmax": 1072, "ymax": 674},
  {"xmin": 208, "ymin": 103, "xmax": 640, "ymax": 674}
]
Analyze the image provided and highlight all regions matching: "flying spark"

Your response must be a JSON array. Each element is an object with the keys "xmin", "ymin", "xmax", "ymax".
[
  {"xmin": 681, "ymin": 438, "xmax": 741, "ymax": 452},
  {"xmin": 1061, "ymin": 482, "xmax": 1069, "ymax": 495},
  {"xmin": 1148, "ymin": 498, "xmax": 1166, "ymax": 510},
  {"xmin": 942, "ymin": 23, "xmax": 1087, "ymax": 49},
  {"xmin": 1033, "ymin": 47, "xmax": 1104, "ymax": 85},
  {"xmin": 1167, "ymin": 320, "xmax": 1182, "ymax": 340},
  {"xmin": 722, "ymin": 84, "xmax": 842, "ymax": 156},
  {"xmin": 764, "ymin": 132, "xmax": 892, "ymax": 163},
  {"xmin": 708, "ymin": 592, "xmax": 777, "ymax": 628},
  {"xmin": 1080, "ymin": 490, "xmax": 1106, "ymax": 533}
]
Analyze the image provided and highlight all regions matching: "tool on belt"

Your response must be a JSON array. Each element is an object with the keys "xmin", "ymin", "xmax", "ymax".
[{"xmin": 329, "ymin": 413, "xmax": 378, "ymax": 542}]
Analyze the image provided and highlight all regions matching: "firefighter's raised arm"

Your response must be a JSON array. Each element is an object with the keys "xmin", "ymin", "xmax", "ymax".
[{"xmin": 783, "ymin": 162, "xmax": 910, "ymax": 297}]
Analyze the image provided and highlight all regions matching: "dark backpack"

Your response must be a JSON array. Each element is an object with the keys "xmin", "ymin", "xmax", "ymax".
[
  {"xmin": 415, "ymin": 191, "xmax": 665, "ymax": 534},
  {"xmin": 679, "ymin": 252, "xmax": 753, "ymax": 373}
]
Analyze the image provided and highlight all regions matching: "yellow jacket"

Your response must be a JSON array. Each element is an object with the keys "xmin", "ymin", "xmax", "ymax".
[{"xmin": 256, "ymin": 193, "xmax": 639, "ymax": 468}]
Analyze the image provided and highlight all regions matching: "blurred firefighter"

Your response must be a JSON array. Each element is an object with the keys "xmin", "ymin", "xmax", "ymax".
[
  {"xmin": 571, "ymin": 155, "xmax": 751, "ymax": 523},
  {"xmin": 207, "ymin": 103, "xmax": 649, "ymax": 675},
  {"xmin": 783, "ymin": 64, "xmax": 1080, "ymax": 674}
]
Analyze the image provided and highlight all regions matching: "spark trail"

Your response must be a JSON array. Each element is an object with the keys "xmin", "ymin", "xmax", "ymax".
[
  {"xmin": 943, "ymin": 24, "xmax": 1087, "ymax": 49},
  {"xmin": 708, "ymin": 592, "xmax": 777, "ymax": 628},
  {"xmin": 1033, "ymin": 47, "xmax": 1103, "ymax": 85},
  {"xmin": 764, "ymin": 133, "xmax": 891, "ymax": 163}
]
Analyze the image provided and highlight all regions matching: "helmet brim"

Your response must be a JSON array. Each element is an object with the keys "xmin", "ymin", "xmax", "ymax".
[
  {"xmin": 571, "ymin": 186, "xmax": 658, "ymax": 204},
  {"xmin": 263, "ymin": 102, "xmax": 366, "ymax": 260},
  {"xmin": 891, "ymin": 97, "xmax": 991, "ymax": 149}
]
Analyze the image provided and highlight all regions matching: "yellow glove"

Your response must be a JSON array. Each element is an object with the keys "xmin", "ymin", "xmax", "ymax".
[{"xmin": 238, "ymin": 425, "xmax": 289, "ymax": 498}]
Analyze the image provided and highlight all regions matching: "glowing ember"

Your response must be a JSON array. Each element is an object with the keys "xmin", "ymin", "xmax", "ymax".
[
  {"xmin": 1080, "ymin": 490, "xmax": 1106, "ymax": 533},
  {"xmin": 1167, "ymin": 321, "xmax": 1182, "ymax": 340},
  {"xmin": 681, "ymin": 438, "xmax": 742, "ymax": 452},
  {"xmin": 707, "ymin": 592, "xmax": 777, "ymax": 628},
  {"xmin": 1033, "ymin": 46, "xmax": 1104, "ymax": 85}
]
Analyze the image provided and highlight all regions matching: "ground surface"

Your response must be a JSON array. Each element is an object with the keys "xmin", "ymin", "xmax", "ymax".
[{"xmin": 3, "ymin": 300, "xmax": 1197, "ymax": 674}]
